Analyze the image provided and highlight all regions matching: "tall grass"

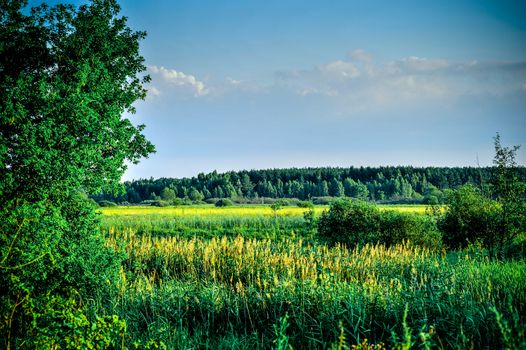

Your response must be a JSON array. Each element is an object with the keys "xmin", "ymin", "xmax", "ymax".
[{"xmin": 105, "ymin": 229, "xmax": 526, "ymax": 349}]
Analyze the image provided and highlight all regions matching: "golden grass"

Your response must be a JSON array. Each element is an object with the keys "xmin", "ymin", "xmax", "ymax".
[{"xmin": 99, "ymin": 204, "xmax": 438, "ymax": 217}]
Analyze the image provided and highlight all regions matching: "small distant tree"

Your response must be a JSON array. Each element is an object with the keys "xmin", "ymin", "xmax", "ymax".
[
  {"xmin": 188, "ymin": 188, "xmax": 205, "ymax": 202},
  {"xmin": 160, "ymin": 187, "xmax": 177, "ymax": 202},
  {"xmin": 329, "ymin": 178, "xmax": 345, "ymax": 197}
]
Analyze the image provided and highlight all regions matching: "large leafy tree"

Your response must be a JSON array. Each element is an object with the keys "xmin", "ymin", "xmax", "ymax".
[{"xmin": 0, "ymin": 0, "xmax": 154, "ymax": 346}]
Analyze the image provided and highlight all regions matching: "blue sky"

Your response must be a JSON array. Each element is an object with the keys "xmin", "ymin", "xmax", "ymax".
[{"xmin": 32, "ymin": 0, "xmax": 526, "ymax": 179}]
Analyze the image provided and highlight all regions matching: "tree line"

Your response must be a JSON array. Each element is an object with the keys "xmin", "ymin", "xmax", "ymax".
[{"xmin": 94, "ymin": 166, "xmax": 526, "ymax": 204}]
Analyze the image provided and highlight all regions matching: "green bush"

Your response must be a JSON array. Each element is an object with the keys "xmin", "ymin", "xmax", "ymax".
[
  {"xmin": 25, "ymin": 293, "xmax": 127, "ymax": 350},
  {"xmin": 380, "ymin": 211, "xmax": 442, "ymax": 250},
  {"xmin": 215, "ymin": 198, "xmax": 234, "ymax": 207},
  {"xmin": 98, "ymin": 200, "xmax": 118, "ymax": 207},
  {"xmin": 318, "ymin": 199, "xmax": 381, "ymax": 246},
  {"xmin": 317, "ymin": 199, "xmax": 441, "ymax": 249},
  {"xmin": 439, "ymin": 185, "xmax": 501, "ymax": 250},
  {"xmin": 297, "ymin": 201, "xmax": 314, "ymax": 209}
]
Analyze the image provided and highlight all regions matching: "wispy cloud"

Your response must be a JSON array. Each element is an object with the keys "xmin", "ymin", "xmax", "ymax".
[
  {"xmin": 274, "ymin": 50, "xmax": 526, "ymax": 112},
  {"xmin": 148, "ymin": 65, "xmax": 209, "ymax": 97}
]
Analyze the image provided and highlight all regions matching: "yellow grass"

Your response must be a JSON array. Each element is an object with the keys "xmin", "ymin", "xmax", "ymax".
[{"xmin": 99, "ymin": 204, "xmax": 438, "ymax": 217}]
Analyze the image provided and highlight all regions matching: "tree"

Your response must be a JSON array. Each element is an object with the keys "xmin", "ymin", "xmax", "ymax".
[
  {"xmin": 439, "ymin": 135, "xmax": 525, "ymax": 255},
  {"xmin": 491, "ymin": 133, "xmax": 526, "ymax": 254},
  {"xmin": 0, "ymin": 0, "xmax": 154, "ymax": 346},
  {"xmin": 329, "ymin": 178, "xmax": 345, "ymax": 197},
  {"xmin": 188, "ymin": 187, "xmax": 205, "ymax": 202},
  {"xmin": 160, "ymin": 187, "xmax": 177, "ymax": 202}
]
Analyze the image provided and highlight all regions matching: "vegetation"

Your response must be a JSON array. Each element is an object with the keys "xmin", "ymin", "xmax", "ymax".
[
  {"xmin": 102, "ymin": 229, "xmax": 525, "ymax": 349},
  {"xmin": 318, "ymin": 200, "xmax": 441, "ymax": 249},
  {"xmin": 2, "ymin": 0, "xmax": 525, "ymax": 349},
  {"xmin": 1, "ymin": 0, "xmax": 153, "ymax": 348},
  {"xmin": 93, "ymin": 166, "xmax": 526, "ymax": 205}
]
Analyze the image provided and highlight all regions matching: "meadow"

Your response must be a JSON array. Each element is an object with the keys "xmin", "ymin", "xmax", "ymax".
[
  {"xmin": 99, "ymin": 205, "xmax": 432, "ymax": 241},
  {"xmin": 97, "ymin": 204, "xmax": 525, "ymax": 349}
]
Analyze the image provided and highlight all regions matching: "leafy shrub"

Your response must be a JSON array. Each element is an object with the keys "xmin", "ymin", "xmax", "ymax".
[
  {"xmin": 141, "ymin": 200, "xmax": 171, "ymax": 207},
  {"xmin": 215, "ymin": 198, "xmax": 234, "ymax": 207},
  {"xmin": 98, "ymin": 200, "xmax": 118, "ymax": 207},
  {"xmin": 312, "ymin": 196, "xmax": 336, "ymax": 205},
  {"xmin": 318, "ymin": 199, "xmax": 381, "ymax": 246},
  {"xmin": 271, "ymin": 199, "xmax": 290, "ymax": 212},
  {"xmin": 439, "ymin": 185, "xmax": 500, "ymax": 250},
  {"xmin": 297, "ymin": 201, "xmax": 314, "ymax": 209},
  {"xmin": 25, "ymin": 294, "xmax": 127, "ymax": 350},
  {"xmin": 380, "ymin": 211, "xmax": 442, "ymax": 250},
  {"xmin": 318, "ymin": 199, "xmax": 441, "ymax": 249}
]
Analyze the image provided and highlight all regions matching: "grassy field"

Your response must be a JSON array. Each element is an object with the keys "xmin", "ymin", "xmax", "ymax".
[
  {"xmin": 99, "ymin": 204, "xmax": 435, "ymax": 241},
  {"xmin": 95, "ymin": 203, "xmax": 526, "ymax": 349},
  {"xmin": 105, "ymin": 230, "xmax": 525, "ymax": 349},
  {"xmin": 99, "ymin": 204, "xmax": 433, "ymax": 217}
]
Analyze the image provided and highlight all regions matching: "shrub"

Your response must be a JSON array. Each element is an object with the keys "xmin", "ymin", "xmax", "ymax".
[
  {"xmin": 317, "ymin": 199, "xmax": 380, "ymax": 246},
  {"xmin": 380, "ymin": 211, "xmax": 442, "ymax": 250},
  {"xmin": 312, "ymin": 196, "xmax": 335, "ymax": 205},
  {"xmin": 318, "ymin": 199, "xmax": 441, "ymax": 249},
  {"xmin": 439, "ymin": 185, "xmax": 501, "ymax": 250},
  {"xmin": 271, "ymin": 199, "xmax": 290, "ymax": 212},
  {"xmin": 297, "ymin": 201, "xmax": 314, "ymax": 209},
  {"xmin": 98, "ymin": 200, "xmax": 117, "ymax": 207},
  {"xmin": 215, "ymin": 198, "xmax": 234, "ymax": 207}
]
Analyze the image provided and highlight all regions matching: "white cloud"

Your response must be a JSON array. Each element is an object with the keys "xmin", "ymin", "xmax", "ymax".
[
  {"xmin": 149, "ymin": 65, "xmax": 209, "ymax": 97},
  {"xmin": 348, "ymin": 49, "xmax": 373, "ymax": 63},
  {"xmin": 320, "ymin": 60, "xmax": 360, "ymax": 78},
  {"xmin": 392, "ymin": 56, "xmax": 449, "ymax": 73},
  {"xmin": 274, "ymin": 50, "xmax": 526, "ymax": 112},
  {"xmin": 227, "ymin": 77, "xmax": 241, "ymax": 85},
  {"xmin": 148, "ymin": 86, "xmax": 161, "ymax": 96}
]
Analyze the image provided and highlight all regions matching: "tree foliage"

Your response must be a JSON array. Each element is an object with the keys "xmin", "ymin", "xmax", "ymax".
[
  {"xmin": 0, "ymin": 0, "xmax": 154, "ymax": 347},
  {"xmin": 440, "ymin": 135, "xmax": 525, "ymax": 255},
  {"xmin": 95, "ymin": 166, "xmax": 526, "ymax": 204}
]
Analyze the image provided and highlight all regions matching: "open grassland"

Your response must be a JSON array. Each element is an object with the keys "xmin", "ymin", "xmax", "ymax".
[
  {"xmin": 106, "ymin": 230, "xmax": 526, "ymax": 349},
  {"xmin": 99, "ymin": 205, "xmax": 434, "ymax": 241},
  {"xmin": 99, "ymin": 204, "xmax": 433, "ymax": 217}
]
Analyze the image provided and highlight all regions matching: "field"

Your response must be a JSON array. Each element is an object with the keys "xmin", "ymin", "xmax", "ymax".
[
  {"xmin": 99, "ymin": 205, "xmax": 434, "ymax": 241},
  {"xmin": 98, "ymin": 204, "xmax": 526, "ymax": 349},
  {"xmin": 99, "ymin": 204, "xmax": 431, "ymax": 217}
]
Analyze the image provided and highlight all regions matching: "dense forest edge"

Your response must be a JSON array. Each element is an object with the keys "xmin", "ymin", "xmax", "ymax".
[{"xmin": 95, "ymin": 166, "xmax": 526, "ymax": 205}]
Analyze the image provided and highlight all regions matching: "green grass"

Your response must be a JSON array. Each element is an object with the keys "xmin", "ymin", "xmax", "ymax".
[
  {"xmin": 105, "ymin": 230, "xmax": 526, "ymax": 349},
  {"xmin": 99, "ymin": 204, "xmax": 437, "ymax": 241},
  {"xmin": 94, "ymin": 203, "xmax": 525, "ymax": 349}
]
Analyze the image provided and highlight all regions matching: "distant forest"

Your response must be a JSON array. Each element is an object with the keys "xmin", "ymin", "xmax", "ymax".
[{"xmin": 94, "ymin": 166, "xmax": 526, "ymax": 204}]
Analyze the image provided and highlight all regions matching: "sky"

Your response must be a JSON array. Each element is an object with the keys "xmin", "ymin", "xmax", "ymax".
[{"xmin": 32, "ymin": 0, "xmax": 526, "ymax": 179}]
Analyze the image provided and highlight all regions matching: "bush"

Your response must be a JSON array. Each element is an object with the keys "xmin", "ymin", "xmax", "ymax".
[
  {"xmin": 215, "ymin": 198, "xmax": 234, "ymax": 207},
  {"xmin": 318, "ymin": 199, "xmax": 441, "ymax": 249},
  {"xmin": 380, "ymin": 211, "xmax": 442, "ymax": 250},
  {"xmin": 297, "ymin": 201, "xmax": 314, "ymax": 209},
  {"xmin": 318, "ymin": 199, "xmax": 380, "ymax": 246},
  {"xmin": 439, "ymin": 185, "xmax": 500, "ymax": 250},
  {"xmin": 98, "ymin": 200, "xmax": 117, "ymax": 207},
  {"xmin": 312, "ymin": 197, "xmax": 336, "ymax": 205},
  {"xmin": 141, "ymin": 200, "xmax": 171, "ymax": 207}
]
